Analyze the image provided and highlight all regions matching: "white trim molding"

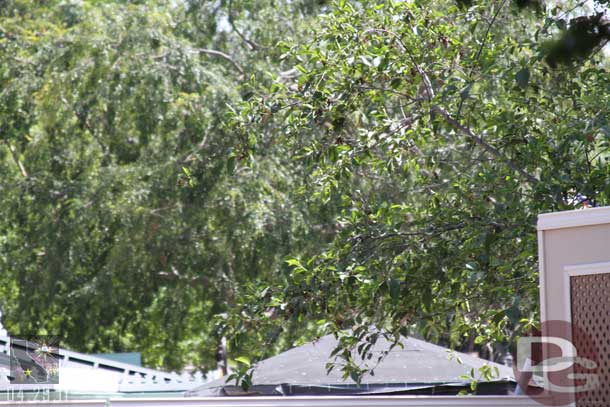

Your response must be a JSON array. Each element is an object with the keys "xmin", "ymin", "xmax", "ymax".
[
  {"xmin": 109, "ymin": 396, "xmax": 546, "ymax": 407},
  {"xmin": 537, "ymin": 230, "xmax": 548, "ymax": 323},
  {"xmin": 564, "ymin": 261, "xmax": 610, "ymax": 275},
  {"xmin": 0, "ymin": 397, "xmax": 550, "ymax": 407},
  {"xmin": 537, "ymin": 206, "xmax": 610, "ymax": 231}
]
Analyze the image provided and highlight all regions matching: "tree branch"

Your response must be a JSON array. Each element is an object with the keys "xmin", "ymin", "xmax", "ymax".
[
  {"xmin": 474, "ymin": 0, "xmax": 509, "ymax": 62},
  {"xmin": 359, "ymin": 27, "xmax": 536, "ymax": 184},
  {"xmin": 157, "ymin": 265, "xmax": 209, "ymax": 286},
  {"xmin": 363, "ymin": 28, "xmax": 434, "ymax": 101},
  {"xmin": 197, "ymin": 48, "xmax": 244, "ymax": 76},
  {"xmin": 456, "ymin": 0, "xmax": 508, "ymax": 119},
  {"xmin": 228, "ymin": 0, "xmax": 261, "ymax": 51},
  {"xmin": 432, "ymin": 106, "xmax": 539, "ymax": 185},
  {"xmin": 177, "ymin": 133, "xmax": 209, "ymax": 165},
  {"xmin": 7, "ymin": 143, "xmax": 28, "ymax": 178}
]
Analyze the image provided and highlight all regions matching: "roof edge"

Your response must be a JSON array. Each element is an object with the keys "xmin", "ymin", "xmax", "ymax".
[{"xmin": 537, "ymin": 206, "xmax": 610, "ymax": 231}]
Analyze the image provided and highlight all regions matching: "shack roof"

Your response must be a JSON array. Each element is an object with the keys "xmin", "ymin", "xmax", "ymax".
[{"xmin": 187, "ymin": 334, "xmax": 515, "ymax": 396}]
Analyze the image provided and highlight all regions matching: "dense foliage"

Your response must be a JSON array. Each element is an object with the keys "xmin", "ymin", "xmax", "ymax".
[
  {"xmin": 224, "ymin": 0, "xmax": 610, "ymax": 382},
  {"xmin": 1, "ymin": 0, "xmax": 609, "ymax": 384},
  {"xmin": 0, "ymin": 0, "xmax": 332, "ymax": 371}
]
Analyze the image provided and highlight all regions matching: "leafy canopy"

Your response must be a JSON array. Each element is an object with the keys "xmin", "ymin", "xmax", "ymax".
[{"xmin": 223, "ymin": 0, "xmax": 610, "ymax": 382}]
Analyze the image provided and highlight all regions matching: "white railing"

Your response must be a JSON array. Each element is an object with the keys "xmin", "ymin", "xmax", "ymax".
[
  {"xmin": 0, "ymin": 335, "xmax": 209, "ymax": 392},
  {"xmin": 118, "ymin": 371, "xmax": 219, "ymax": 392}
]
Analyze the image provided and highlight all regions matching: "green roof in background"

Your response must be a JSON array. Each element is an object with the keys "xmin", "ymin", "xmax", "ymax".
[{"xmin": 91, "ymin": 353, "xmax": 142, "ymax": 367}]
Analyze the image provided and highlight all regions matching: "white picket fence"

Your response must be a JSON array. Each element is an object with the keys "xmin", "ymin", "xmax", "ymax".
[
  {"xmin": 0, "ymin": 335, "xmax": 211, "ymax": 393},
  {"xmin": 0, "ymin": 396, "xmax": 548, "ymax": 407}
]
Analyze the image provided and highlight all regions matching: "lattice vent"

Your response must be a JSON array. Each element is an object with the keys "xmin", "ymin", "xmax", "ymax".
[{"xmin": 570, "ymin": 273, "xmax": 610, "ymax": 407}]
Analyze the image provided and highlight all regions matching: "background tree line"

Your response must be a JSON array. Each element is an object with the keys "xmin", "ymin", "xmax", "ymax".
[{"xmin": 1, "ymin": 0, "xmax": 609, "ymax": 380}]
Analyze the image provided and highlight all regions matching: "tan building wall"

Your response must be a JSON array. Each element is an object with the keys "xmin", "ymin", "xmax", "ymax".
[
  {"xmin": 537, "ymin": 207, "xmax": 610, "ymax": 405},
  {"xmin": 538, "ymin": 206, "xmax": 610, "ymax": 324}
]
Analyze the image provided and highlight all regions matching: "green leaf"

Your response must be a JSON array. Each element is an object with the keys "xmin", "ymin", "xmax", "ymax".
[
  {"xmin": 491, "ymin": 309, "xmax": 507, "ymax": 324},
  {"xmin": 460, "ymin": 83, "xmax": 472, "ymax": 100},
  {"xmin": 226, "ymin": 156, "xmax": 236, "ymax": 174},
  {"xmin": 555, "ymin": 19, "xmax": 566, "ymax": 30},
  {"xmin": 234, "ymin": 356, "xmax": 251, "ymax": 367},
  {"xmin": 285, "ymin": 258, "xmax": 302, "ymax": 267},
  {"xmin": 388, "ymin": 278, "xmax": 401, "ymax": 300},
  {"xmin": 515, "ymin": 68, "xmax": 529, "ymax": 89}
]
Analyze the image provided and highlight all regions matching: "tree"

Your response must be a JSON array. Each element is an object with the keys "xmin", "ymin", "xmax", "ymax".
[
  {"xmin": 224, "ymin": 0, "xmax": 610, "ymax": 383},
  {"xmin": 1, "ymin": 0, "xmax": 609, "ymax": 382},
  {"xmin": 0, "ymin": 0, "xmax": 331, "ymax": 371}
]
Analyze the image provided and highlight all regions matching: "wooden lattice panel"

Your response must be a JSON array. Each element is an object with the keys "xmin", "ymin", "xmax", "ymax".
[{"xmin": 570, "ymin": 273, "xmax": 610, "ymax": 406}]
